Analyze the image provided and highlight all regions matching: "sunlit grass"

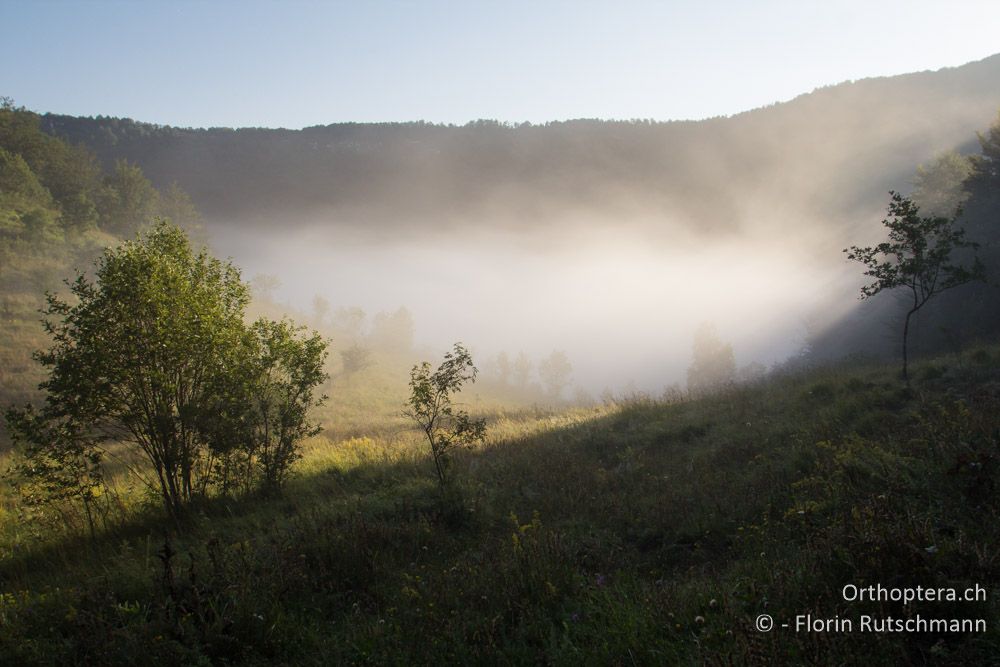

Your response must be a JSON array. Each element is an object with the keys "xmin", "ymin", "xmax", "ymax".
[{"xmin": 1, "ymin": 346, "xmax": 999, "ymax": 664}]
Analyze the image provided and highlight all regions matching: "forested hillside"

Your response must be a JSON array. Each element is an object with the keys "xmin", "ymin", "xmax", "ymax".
[
  {"xmin": 0, "ymin": 100, "xmax": 201, "ymax": 430},
  {"xmin": 807, "ymin": 110, "xmax": 1000, "ymax": 361},
  {"xmin": 38, "ymin": 55, "xmax": 1000, "ymax": 237},
  {"xmin": 30, "ymin": 55, "xmax": 1000, "ymax": 373}
]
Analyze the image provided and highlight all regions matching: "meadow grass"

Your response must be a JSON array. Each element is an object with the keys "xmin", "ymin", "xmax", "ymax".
[{"xmin": 1, "ymin": 346, "xmax": 999, "ymax": 664}]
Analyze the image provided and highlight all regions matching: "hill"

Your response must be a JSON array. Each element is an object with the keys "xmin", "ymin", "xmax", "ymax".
[
  {"xmin": 37, "ymin": 54, "xmax": 1000, "ymax": 240},
  {"xmin": 0, "ymin": 101, "xmax": 202, "ymax": 436},
  {"xmin": 27, "ymin": 56, "xmax": 1000, "ymax": 388}
]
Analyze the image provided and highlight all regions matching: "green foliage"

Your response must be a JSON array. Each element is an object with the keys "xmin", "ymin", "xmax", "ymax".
[
  {"xmin": 968, "ymin": 109, "xmax": 1000, "ymax": 194},
  {"xmin": 0, "ymin": 101, "xmax": 209, "ymax": 420},
  {"xmin": 1, "ymin": 348, "xmax": 1000, "ymax": 663},
  {"xmin": 844, "ymin": 192, "xmax": 985, "ymax": 382},
  {"xmin": 4, "ymin": 222, "xmax": 328, "ymax": 518},
  {"xmin": 0, "ymin": 100, "xmax": 201, "ymax": 245},
  {"xmin": 96, "ymin": 159, "xmax": 159, "ymax": 236},
  {"xmin": 0, "ymin": 147, "xmax": 61, "ymax": 242},
  {"xmin": 339, "ymin": 343, "xmax": 373, "ymax": 378},
  {"xmin": 33, "ymin": 56, "xmax": 1000, "ymax": 236},
  {"xmin": 4, "ymin": 404, "xmax": 106, "ymax": 536},
  {"xmin": 0, "ymin": 99, "xmax": 101, "ymax": 232},
  {"xmin": 156, "ymin": 181, "xmax": 202, "ymax": 236},
  {"xmin": 404, "ymin": 343, "xmax": 486, "ymax": 489},
  {"xmin": 204, "ymin": 319, "xmax": 329, "ymax": 494},
  {"xmin": 911, "ymin": 151, "xmax": 974, "ymax": 218}
]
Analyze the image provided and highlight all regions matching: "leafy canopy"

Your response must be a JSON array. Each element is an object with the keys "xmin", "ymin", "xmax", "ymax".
[
  {"xmin": 845, "ymin": 192, "xmax": 983, "ymax": 304},
  {"xmin": 6, "ymin": 221, "xmax": 328, "ymax": 519},
  {"xmin": 404, "ymin": 343, "xmax": 486, "ymax": 488},
  {"xmin": 844, "ymin": 191, "xmax": 984, "ymax": 382}
]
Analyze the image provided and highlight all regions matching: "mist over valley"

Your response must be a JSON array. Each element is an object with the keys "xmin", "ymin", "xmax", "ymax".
[
  {"xmin": 39, "ymin": 53, "xmax": 1000, "ymax": 392},
  {"xmin": 4, "ymin": 7, "xmax": 1000, "ymax": 661}
]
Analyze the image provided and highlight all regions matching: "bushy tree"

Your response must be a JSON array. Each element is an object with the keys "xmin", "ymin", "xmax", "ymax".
[
  {"xmin": 157, "ymin": 181, "xmax": 203, "ymax": 236},
  {"xmin": 249, "ymin": 273, "xmax": 281, "ymax": 302},
  {"xmin": 339, "ymin": 344, "xmax": 373, "ymax": 380},
  {"xmin": 968, "ymin": 110, "xmax": 1000, "ymax": 196},
  {"xmin": 404, "ymin": 343, "xmax": 486, "ymax": 489},
  {"xmin": 538, "ymin": 350, "xmax": 572, "ymax": 399},
  {"xmin": 203, "ymin": 319, "xmax": 328, "ymax": 494},
  {"xmin": 5, "ymin": 405, "xmax": 105, "ymax": 536},
  {"xmin": 513, "ymin": 352, "xmax": 533, "ymax": 389},
  {"xmin": 0, "ymin": 99, "xmax": 101, "ymax": 233},
  {"xmin": 911, "ymin": 151, "xmax": 974, "ymax": 217},
  {"xmin": 5, "ymin": 221, "xmax": 328, "ymax": 519},
  {"xmin": 485, "ymin": 351, "xmax": 512, "ymax": 385},
  {"xmin": 686, "ymin": 322, "xmax": 735, "ymax": 394},
  {"xmin": 97, "ymin": 159, "xmax": 160, "ymax": 235},
  {"xmin": 845, "ymin": 192, "xmax": 984, "ymax": 383},
  {"xmin": 311, "ymin": 294, "xmax": 330, "ymax": 326},
  {"xmin": 332, "ymin": 306, "xmax": 366, "ymax": 341},
  {"xmin": 0, "ymin": 147, "xmax": 61, "ymax": 241}
]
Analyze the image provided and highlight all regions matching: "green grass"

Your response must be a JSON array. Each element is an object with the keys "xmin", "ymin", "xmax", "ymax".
[{"xmin": 1, "ymin": 346, "xmax": 999, "ymax": 664}]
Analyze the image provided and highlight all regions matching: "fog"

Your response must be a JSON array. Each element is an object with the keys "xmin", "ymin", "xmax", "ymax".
[
  {"xmin": 211, "ymin": 212, "xmax": 861, "ymax": 394},
  {"xmin": 78, "ymin": 55, "xmax": 997, "ymax": 396}
]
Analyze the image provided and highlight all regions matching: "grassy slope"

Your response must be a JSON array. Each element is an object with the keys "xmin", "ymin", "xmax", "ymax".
[
  {"xmin": 0, "ymin": 231, "xmax": 121, "ymax": 447},
  {"xmin": 1, "ymin": 347, "xmax": 999, "ymax": 665}
]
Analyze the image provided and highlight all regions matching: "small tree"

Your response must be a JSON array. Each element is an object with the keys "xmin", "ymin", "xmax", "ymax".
[
  {"xmin": 202, "ymin": 319, "xmax": 329, "ymax": 494},
  {"xmin": 331, "ymin": 306, "xmax": 366, "ymax": 341},
  {"xmin": 340, "ymin": 344, "xmax": 373, "ymax": 380},
  {"xmin": 845, "ymin": 192, "xmax": 984, "ymax": 383},
  {"xmin": 311, "ymin": 294, "xmax": 330, "ymax": 327},
  {"xmin": 97, "ymin": 159, "xmax": 160, "ymax": 236},
  {"xmin": 538, "ymin": 350, "xmax": 573, "ymax": 400},
  {"xmin": 911, "ymin": 151, "xmax": 974, "ymax": 217},
  {"xmin": 404, "ymin": 343, "xmax": 486, "ymax": 489},
  {"xmin": 686, "ymin": 322, "xmax": 735, "ymax": 394},
  {"xmin": 4, "ymin": 406, "xmax": 105, "ymax": 537},
  {"xmin": 512, "ymin": 352, "xmax": 533, "ymax": 389},
  {"xmin": 486, "ymin": 351, "xmax": 512, "ymax": 385}
]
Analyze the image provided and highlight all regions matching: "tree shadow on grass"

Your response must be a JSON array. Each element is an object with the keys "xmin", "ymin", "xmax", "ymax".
[{"xmin": 5, "ymin": 349, "xmax": 997, "ymax": 596}]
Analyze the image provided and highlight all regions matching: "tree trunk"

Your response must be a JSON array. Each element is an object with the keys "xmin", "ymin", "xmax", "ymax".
[
  {"xmin": 902, "ymin": 308, "xmax": 916, "ymax": 385},
  {"xmin": 427, "ymin": 432, "xmax": 446, "ymax": 488}
]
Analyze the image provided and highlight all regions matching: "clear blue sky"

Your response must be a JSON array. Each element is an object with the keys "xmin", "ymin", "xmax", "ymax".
[{"xmin": 2, "ymin": 0, "xmax": 998, "ymax": 128}]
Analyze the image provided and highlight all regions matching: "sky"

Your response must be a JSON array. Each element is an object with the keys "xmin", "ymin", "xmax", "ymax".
[{"xmin": 2, "ymin": 0, "xmax": 999, "ymax": 128}]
